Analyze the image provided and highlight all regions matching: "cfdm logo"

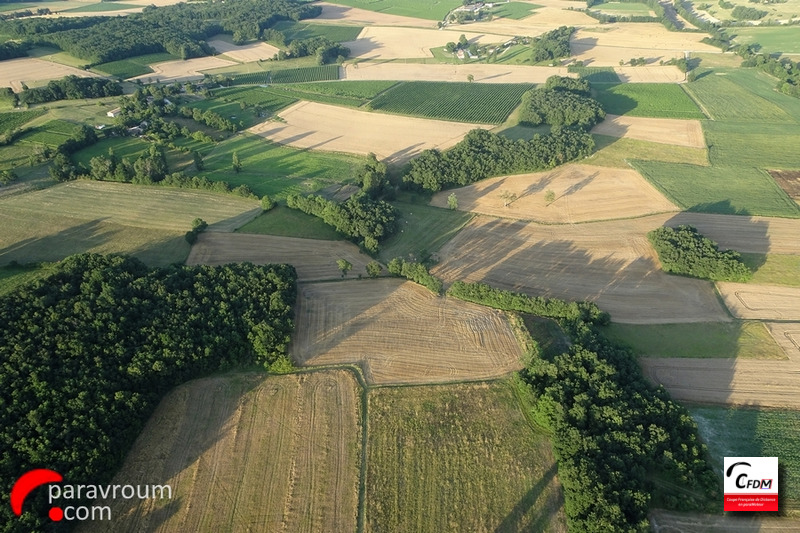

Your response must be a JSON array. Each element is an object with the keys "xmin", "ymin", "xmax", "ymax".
[
  {"xmin": 724, "ymin": 457, "xmax": 779, "ymax": 512},
  {"xmin": 10, "ymin": 468, "xmax": 172, "ymax": 523}
]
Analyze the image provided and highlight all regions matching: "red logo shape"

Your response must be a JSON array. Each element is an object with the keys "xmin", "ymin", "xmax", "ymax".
[{"xmin": 10, "ymin": 469, "xmax": 63, "ymax": 516}]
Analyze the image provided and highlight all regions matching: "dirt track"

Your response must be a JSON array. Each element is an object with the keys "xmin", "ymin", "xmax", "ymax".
[
  {"xmin": 429, "ymin": 164, "xmax": 680, "ymax": 223},
  {"xmin": 291, "ymin": 279, "xmax": 523, "ymax": 384},
  {"xmin": 248, "ymin": 101, "xmax": 489, "ymax": 163},
  {"xmin": 186, "ymin": 232, "xmax": 374, "ymax": 281},
  {"xmin": 717, "ymin": 283, "xmax": 800, "ymax": 320},
  {"xmin": 591, "ymin": 114, "xmax": 706, "ymax": 148}
]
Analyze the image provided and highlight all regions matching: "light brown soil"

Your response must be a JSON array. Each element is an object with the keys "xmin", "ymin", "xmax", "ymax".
[
  {"xmin": 345, "ymin": 27, "xmax": 503, "ymax": 60},
  {"xmin": 650, "ymin": 509, "xmax": 800, "ymax": 531},
  {"xmin": 248, "ymin": 101, "xmax": 489, "ymax": 163},
  {"xmin": 716, "ymin": 283, "xmax": 800, "ymax": 320},
  {"xmin": 429, "ymin": 164, "xmax": 680, "ymax": 223},
  {"xmin": 663, "ymin": 212, "xmax": 800, "ymax": 254},
  {"xmin": 766, "ymin": 322, "xmax": 800, "ymax": 363},
  {"xmin": 614, "ymin": 66, "xmax": 686, "ymax": 83},
  {"xmin": 768, "ymin": 170, "xmax": 800, "ymax": 200},
  {"xmin": 0, "ymin": 58, "xmax": 99, "ymax": 92},
  {"xmin": 432, "ymin": 215, "xmax": 729, "ymax": 323},
  {"xmin": 639, "ymin": 357, "xmax": 800, "ymax": 409},
  {"xmin": 186, "ymin": 232, "xmax": 374, "ymax": 281},
  {"xmin": 76, "ymin": 371, "xmax": 361, "ymax": 533},
  {"xmin": 129, "ymin": 57, "xmax": 237, "ymax": 83},
  {"xmin": 342, "ymin": 62, "xmax": 572, "ymax": 83},
  {"xmin": 291, "ymin": 279, "xmax": 524, "ymax": 385},
  {"xmin": 208, "ymin": 36, "xmax": 280, "ymax": 63},
  {"xmin": 591, "ymin": 114, "xmax": 706, "ymax": 148}
]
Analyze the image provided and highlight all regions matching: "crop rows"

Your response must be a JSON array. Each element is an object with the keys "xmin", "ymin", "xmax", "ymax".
[
  {"xmin": 19, "ymin": 120, "xmax": 78, "ymax": 147},
  {"xmin": 367, "ymin": 82, "xmax": 532, "ymax": 124},
  {"xmin": 229, "ymin": 65, "xmax": 340, "ymax": 86},
  {"xmin": 212, "ymin": 86, "xmax": 298, "ymax": 112},
  {"xmin": 0, "ymin": 110, "xmax": 45, "ymax": 134},
  {"xmin": 593, "ymin": 83, "xmax": 705, "ymax": 119}
]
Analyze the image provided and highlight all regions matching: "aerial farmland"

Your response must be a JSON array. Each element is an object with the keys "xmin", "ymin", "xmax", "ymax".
[{"xmin": 1, "ymin": 0, "xmax": 800, "ymax": 530}]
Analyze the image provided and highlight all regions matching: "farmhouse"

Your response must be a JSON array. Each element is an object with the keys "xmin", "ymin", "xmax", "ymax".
[{"xmin": 106, "ymin": 108, "xmax": 121, "ymax": 118}]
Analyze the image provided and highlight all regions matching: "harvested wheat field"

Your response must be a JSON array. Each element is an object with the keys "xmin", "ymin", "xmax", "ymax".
[
  {"xmin": 292, "ymin": 279, "xmax": 524, "ymax": 385},
  {"xmin": 591, "ymin": 114, "xmax": 705, "ymax": 148},
  {"xmin": 345, "ymin": 27, "xmax": 500, "ymax": 60},
  {"xmin": 0, "ymin": 58, "xmax": 99, "ymax": 92},
  {"xmin": 249, "ymin": 101, "xmax": 489, "ymax": 163},
  {"xmin": 208, "ymin": 36, "xmax": 280, "ymax": 63},
  {"xmin": 717, "ymin": 283, "xmax": 800, "ymax": 320},
  {"xmin": 571, "ymin": 24, "xmax": 719, "ymax": 66},
  {"xmin": 314, "ymin": 1, "xmax": 435, "ymax": 28},
  {"xmin": 639, "ymin": 357, "xmax": 800, "ymax": 408},
  {"xmin": 432, "ymin": 215, "xmax": 729, "ymax": 323},
  {"xmin": 664, "ymin": 212, "xmax": 800, "ymax": 254},
  {"xmin": 650, "ymin": 509, "xmax": 800, "ymax": 532},
  {"xmin": 613, "ymin": 66, "xmax": 686, "ymax": 83},
  {"xmin": 342, "ymin": 62, "xmax": 572, "ymax": 83},
  {"xmin": 130, "ymin": 56, "xmax": 237, "ymax": 83},
  {"xmin": 77, "ymin": 371, "xmax": 361, "ymax": 533},
  {"xmin": 430, "ymin": 164, "xmax": 679, "ymax": 223},
  {"xmin": 766, "ymin": 322, "xmax": 800, "ymax": 363},
  {"xmin": 186, "ymin": 232, "xmax": 373, "ymax": 281}
]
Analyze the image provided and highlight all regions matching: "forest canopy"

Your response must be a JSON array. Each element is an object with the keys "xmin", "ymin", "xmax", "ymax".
[{"xmin": 0, "ymin": 254, "xmax": 297, "ymax": 532}]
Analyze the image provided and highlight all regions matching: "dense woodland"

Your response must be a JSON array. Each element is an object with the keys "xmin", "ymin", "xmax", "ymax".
[
  {"xmin": 447, "ymin": 281, "xmax": 720, "ymax": 531},
  {"xmin": 518, "ymin": 87, "xmax": 606, "ymax": 129},
  {"xmin": 17, "ymin": 76, "xmax": 122, "ymax": 106},
  {"xmin": 648, "ymin": 225, "xmax": 752, "ymax": 282},
  {"xmin": 403, "ymin": 127, "xmax": 595, "ymax": 191},
  {"xmin": 0, "ymin": 254, "xmax": 297, "ymax": 532},
  {"xmin": 530, "ymin": 26, "xmax": 574, "ymax": 63},
  {"xmin": 0, "ymin": 0, "xmax": 320, "ymax": 64},
  {"xmin": 286, "ymin": 192, "xmax": 398, "ymax": 252}
]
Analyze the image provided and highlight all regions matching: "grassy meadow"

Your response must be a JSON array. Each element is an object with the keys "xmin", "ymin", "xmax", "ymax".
[
  {"xmin": 592, "ymin": 83, "xmax": 705, "ymax": 119},
  {"xmin": 271, "ymin": 20, "xmax": 364, "ymax": 42},
  {"xmin": 684, "ymin": 70, "xmax": 797, "ymax": 122},
  {"xmin": 741, "ymin": 253, "xmax": 800, "ymax": 287},
  {"xmin": 366, "ymin": 380, "xmax": 566, "ymax": 532},
  {"xmin": 321, "ymin": 0, "xmax": 462, "ymax": 20},
  {"xmin": 594, "ymin": 1, "xmax": 655, "ymax": 15},
  {"xmin": 690, "ymin": 406, "xmax": 800, "ymax": 507},
  {"xmin": 235, "ymin": 204, "xmax": 345, "ymax": 240},
  {"xmin": 601, "ymin": 321, "xmax": 786, "ymax": 359},
  {"xmin": 730, "ymin": 26, "xmax": 800, "ymax": 55},
  {"xmin": 586, "ymin": 135, "xmax": 709, "ymax": 168},
  {"xmin": 491, "ymin": 1, "xmax": 540, "ymax": 19},
  {"xmin": 93, "ymin": 53, "xmax": 178, "ymax": 79},
  {"xmin": 0, "ymin": 262, "xmax": 54, "ymax": 296},
  {"xmin": 378, "ymin": 201, "xmax": 473, "ymax": 262}
]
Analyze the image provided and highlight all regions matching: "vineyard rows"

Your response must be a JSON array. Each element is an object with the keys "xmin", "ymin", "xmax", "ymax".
[{"xmin": 229, "ymin": 65, "xmax": 340, "ymax": 86}]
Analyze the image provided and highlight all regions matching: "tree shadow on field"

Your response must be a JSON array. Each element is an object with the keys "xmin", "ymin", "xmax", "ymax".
[
  {"xmin": 494, "ymin": 463, "xmax": 563, "ymax": 533},
  {"xmin": 0, "ymin": 218, "xmax": 115, "ymax": 266}
]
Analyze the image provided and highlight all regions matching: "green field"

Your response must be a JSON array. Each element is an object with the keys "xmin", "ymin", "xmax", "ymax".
[
  {"xmin": 198, "ymin": 132, "xmax": 365, "ymax": 198},
  {"xmin": 683, "ymin": 71, "xmax": 796, "ymax": 122},
  {"xmin": 602, "ymin": 321, "xmax": 786, "ymax": 359},
  {"xmin": 631, "ymin": 161, "xmax": 800, "ymax": 218},
  {"xmin": 366, "ymin": 381, "xmax": 566, "ymax": 532},
  {"xmin": 586, "ymin": 134, "xmax": 709, "ymax": 168},
  {"xmin": 229, "ymin": 64, "xmax": 341, "ymax": 85},
  {"xmin": 368, "ymin": 82, "xmax": 531, "ymax": 124},
  {"xmin": 0, "ymin": 181, "xmax": 259, "ymax": 265},
  {"xmin": 379, "ymin": 201, "xmax": 473, "ymax": 262},
  {"xmin": 0, "ymin": 262, "xmax": 53, "ymax": 296},
  {"xmin": 71, "ymin": 136, "xmax": 151, "ymax": 168},
  {"xmin": 183, "ymin": 99, "xmax": 262, "ymax": 129},
  {"xmin": 594, "ymin": 1, "xmax": 654, "ymax": 15},
  {"xmin": 491, "ymin": 1, "xmax": 540, "ymax": 19},
  {"xmin": 322, "ymin": 0, "xmax": 462, "ymax": 20},
  {"xmin": 207, "ymin": 86, "xmax": 298, "ymax": 113},
  {"xmin": 567, "ymin": 66, "xmax": 621, "ymax": 83},
  {"xmin": 271, "ymin": 20, "xmax": 363, "ymax": 42},
  {"xmin": 64, "ymin": 2, "xmax": 139, "ymax": 12},
  {"xmin": 731, "ymin": 26, "xmax": 800, "ymax": 55},
  {"xmin": 741, "ymin": 253, "xmax": 800, "ymax": 287},
  {"xmin": 704, "ymin": 121, "xmax": 800, "ymax": 169},
  {"xmin": 0, "ymin": 110, "xmax": 46, "ymax": 135},
  {"xmin": 18, "ymin": 120, "xmax": 78, "ymax": 147},
  {"xmin": 592, "ymin": 83, "xmax": 705, "ymax": 119},
  {"xmin": 0, "ymin": 3, "xmax": 33, "ymax": 11},
  {"xmin": 25, "ymin": 47, "xmax": 89, "ymax": 68},
  {"xmin": 689, "ymin": 406, "xmax": 800, "ymax": 507},
  {"xmin": 235, "ymin": 204, "xmax": 344, "ymax": 239},
  {"xmin": 93, "ymin": 53, "xmax": 178, "ymax": 79}
]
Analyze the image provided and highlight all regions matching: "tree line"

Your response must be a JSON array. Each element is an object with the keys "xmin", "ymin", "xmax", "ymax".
[
  {"xmin": 286, "ymin": 191, "xmax": 398, "ymax": 253},
  {"xmin": 0, "ymin": 0, "xmax": 321, "ymax": 64},
  {"xmin": 447, "ymin": 281, "xmax": 720, "ymax": 531},
  {"xmin": 0, "ymin": 254, "xmax": 297, "ymax": 532},
  {"xmin": 387, "ymin": 258, "xmax": 443, "ymax": 294},
  {"xmin": 403, "ymin": 127, "xmax": 595, "ymax": 192},
  {"xmin": 647, "ymin": 225, "xmax": 752, "ymax": 282},
  {"xmin": 530, "ymin": 26, "xmax": 574, "ymax": 63},
  {"xmin": 15, "ymin": 75, "xmax": 122, "ymax": 106}
]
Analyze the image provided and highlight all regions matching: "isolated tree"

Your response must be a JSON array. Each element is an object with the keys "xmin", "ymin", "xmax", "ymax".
[
  {"xmin": 261, "ymin": 194, "xmax": 275, "ymax": 211},
  {"xmin": 0, "ymin": 169, "xmax": 17, "ymax": 186},
  {"xmin": 232, "ymin": 151, "xmax": 241, "ymax": 173},
  {"xmin": 500, "ymin": 190, "xmax": 517, "ymax": 207},
  {"xmin": 366, "ymin": 260, "xmax": 382, "ymax": 278},
  {"xmin": 447, "ymin": 192, "xmax": 458, "ymax": 210},
  {"xmin": 545, "ymin": 189, "xmax": 556, "ymax": 205},
  {"xmin": 192, "ymin": 150, "xmax": 204, "ymax": 171},
  {"xmin": 467, "ymin": 74, "xmax": 474, "ymax": 83},
  {"xmin": 458, "ymin": 34, "xmax": 468, "ymax": 48},
  {"xmin": 337, "ymin": 259, "xmax": 352, "ymax": 277}
]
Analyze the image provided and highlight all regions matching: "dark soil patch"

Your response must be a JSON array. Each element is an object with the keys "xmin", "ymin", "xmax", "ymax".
[{"xmin": 769, "ymin": 170, "xmax": 800, "ymax": 199}]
